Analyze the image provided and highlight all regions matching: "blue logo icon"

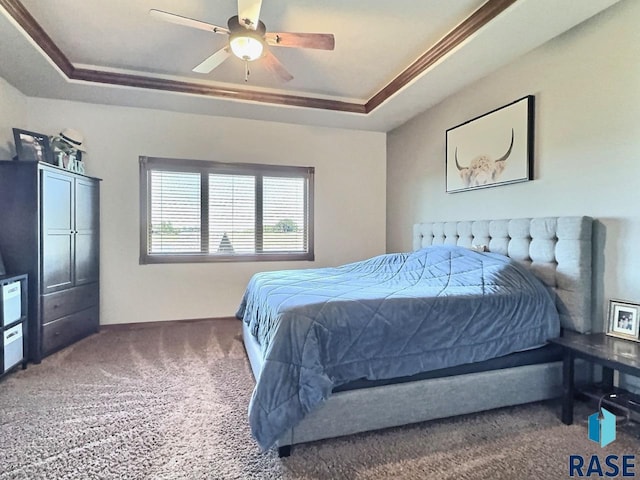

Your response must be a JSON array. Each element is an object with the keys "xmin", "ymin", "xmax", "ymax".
[{"xmin": 588, "ymin": 407, "xmax": 616, "ymax": 447}]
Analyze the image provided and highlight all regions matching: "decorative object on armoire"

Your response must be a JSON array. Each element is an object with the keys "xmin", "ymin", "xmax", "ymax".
[
  {"xmin": 0, "ymin": 161, "xmax": 100, "ymax": 363},
  {"xmin": 606, "ymin": 299, "xmax": 640, "ymax": 342},
  {"xmin": 445, "ymin": 95, "xmax": 534, "ymax": 193},
  {"xmin": 0, "ymin": 273, "xmax": 28, "ymax": 377},
  {"xmin": 50, "ymin": 128, "xmax": 87, "ymax": 174},
  {"xmin": 12, "ymin": 128, "xmax": 54, "ymax": 164},
  {"xmin": 59, "ymin": 128, "xmax": 86, "ymax": 152}
]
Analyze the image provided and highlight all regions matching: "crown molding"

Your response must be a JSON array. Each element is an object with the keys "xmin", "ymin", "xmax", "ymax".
[{"xmin": 365, "ymin": 0, "xmax": 517, "ymax": 112}]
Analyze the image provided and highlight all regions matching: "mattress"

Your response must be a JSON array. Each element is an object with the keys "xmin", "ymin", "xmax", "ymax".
[{"xmin": 333, "ymin": 343, "xmax": 562, "ymax": 392}]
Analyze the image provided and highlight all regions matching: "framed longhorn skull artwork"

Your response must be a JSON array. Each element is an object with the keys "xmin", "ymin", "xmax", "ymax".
[{"xmin": 446, "ymin": 95, "xmax": 534, "ymax": 193}]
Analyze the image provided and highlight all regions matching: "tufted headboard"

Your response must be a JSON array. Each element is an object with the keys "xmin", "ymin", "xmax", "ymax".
[{"xmin": 413, "ymin": 217, "xmax": 593, "ymax": 334}]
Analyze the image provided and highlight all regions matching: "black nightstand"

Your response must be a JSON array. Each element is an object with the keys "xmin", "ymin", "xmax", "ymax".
[{"xmin": 549, "ymin": 333, "xmax": 640, "ymax": 425}]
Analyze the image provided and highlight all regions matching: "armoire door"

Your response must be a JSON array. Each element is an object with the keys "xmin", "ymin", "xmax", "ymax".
[
  {"xmin": 74, "ymin": 178, "xmax": 99, "ymax": 286},
  {"xmin": 41, "ymin": 170, "xmax": 74, "ymax": 294}
]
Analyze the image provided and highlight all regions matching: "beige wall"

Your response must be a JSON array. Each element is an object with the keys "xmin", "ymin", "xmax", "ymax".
[
  {"xmin": 22, "ymin": 99, "xmax": 386, "ymax": 325},
  {"xmin": 0, "ymin": 77, "xmax": 27, "ymax": 159},
  {"xmin": 387, "ymin": 0, "xmax": 639, "ymax": 387}
]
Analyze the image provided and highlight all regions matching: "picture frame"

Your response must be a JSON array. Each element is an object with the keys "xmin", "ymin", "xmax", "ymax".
[
  {"xmin": 12, "ymin": 128, "xmax": 54, "ymax": 164},
  {"xmin": 446, "ymin": 95, "xmax": 534, "ymax": 193},
  {"xmin": 606, "ymin": 299, "xmax": 640, "ymax": 342}
]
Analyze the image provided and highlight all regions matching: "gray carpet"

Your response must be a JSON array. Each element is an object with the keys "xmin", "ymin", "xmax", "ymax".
[{"xmin": 1, "ymin": 319, "xmax": 638, "ymax": 479}]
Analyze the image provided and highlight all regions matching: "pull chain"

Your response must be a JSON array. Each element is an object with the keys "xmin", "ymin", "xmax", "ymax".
[{"xmin": 244, "ymin": 60, "xmax": 250, "ymax": 82}]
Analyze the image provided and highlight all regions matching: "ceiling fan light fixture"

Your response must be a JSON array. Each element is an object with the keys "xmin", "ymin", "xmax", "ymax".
[
  {"xmin": 227, "ymin": 15, "xmax": 267, "ymax": 62},
  {"xmin": 229, "ymin": 34, "xmax": 264, "ymax": 61}
]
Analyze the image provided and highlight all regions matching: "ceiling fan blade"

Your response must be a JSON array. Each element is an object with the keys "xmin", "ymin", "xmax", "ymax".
[
  {"xmin": 265, "ymin": 32, "xmax": 335, "ymax": 50},
  {"xmin": 149, "ymin": 9, "xmax": 229, "ymax": 35},
  {"xmin": 192, "ymin": 47, "xmax": 231, "ymax": 74},
  {"xmin": 262, "ymin": 50, "xmax": 293, "ymax": 82},
  {"xmin": 237, "ymin": 0, "xmax": 263, "ymax": 30}
]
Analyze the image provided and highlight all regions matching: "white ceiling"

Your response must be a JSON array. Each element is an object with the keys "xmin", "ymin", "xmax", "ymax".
[{"xmin": 0, "ymin": 0, "xmax": 621, "ymax": 132}]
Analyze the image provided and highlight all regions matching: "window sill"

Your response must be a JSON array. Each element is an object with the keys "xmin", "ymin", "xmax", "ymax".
[{"xmin": 140, "ymin": 252, "xmax": 315, "ymax": 264}]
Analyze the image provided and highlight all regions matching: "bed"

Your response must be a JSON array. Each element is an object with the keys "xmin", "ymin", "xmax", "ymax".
[{"xmin": 239, "ymin": 216, "xmax": 594, "ymax": 456}]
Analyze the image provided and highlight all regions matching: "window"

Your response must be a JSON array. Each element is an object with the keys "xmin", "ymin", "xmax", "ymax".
[{"xmin": 140, "ymin": 157, "xmax": 314, "ymax": 263}]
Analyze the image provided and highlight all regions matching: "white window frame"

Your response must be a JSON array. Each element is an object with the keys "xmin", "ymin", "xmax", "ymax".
[{"xmin": 139, "ymin": 156, "xmax": 314, "ymax": 264}]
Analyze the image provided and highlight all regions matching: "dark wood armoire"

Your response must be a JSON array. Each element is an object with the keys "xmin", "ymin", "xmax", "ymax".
[{"xmin": 0, "ymin": 161, "xmax": 100, "ymax": 362}]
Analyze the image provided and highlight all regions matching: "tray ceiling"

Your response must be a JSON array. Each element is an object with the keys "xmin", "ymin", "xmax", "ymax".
[{"xmin": 0, "ymin": 0, "xmax": 621, "ymax": 131}]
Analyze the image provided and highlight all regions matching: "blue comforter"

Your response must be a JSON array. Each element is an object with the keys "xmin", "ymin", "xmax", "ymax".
[{"xmin": 236, "ymin": 245, "xmax": 560, "ymax": 449}]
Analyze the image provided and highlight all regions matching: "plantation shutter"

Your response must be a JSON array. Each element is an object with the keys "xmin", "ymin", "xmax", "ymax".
[
  {"xmin": 263, "ymin": 176, "xmax": 307, "ymax": 253},
  {"xmin": 209, "ymin": 174, "xmax": 256, "ymax": 254},
  {"xmin": 149, "ymin": 170, "xmax": 201, "ymax": 253}
]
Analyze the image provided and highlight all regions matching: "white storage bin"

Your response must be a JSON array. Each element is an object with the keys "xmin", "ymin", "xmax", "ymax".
[
  {"xmin": 3, "ymin": 323, "xmax": 23, "ymax": 372},
  {"xmin": 2, "ymin": 281, "xmax": 21, "ymax": 327}
]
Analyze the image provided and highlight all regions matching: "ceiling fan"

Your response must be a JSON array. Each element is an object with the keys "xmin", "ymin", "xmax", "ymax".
[{"xmin": 149, "ymin": 0, "xmax": 335, "ymax": 82}]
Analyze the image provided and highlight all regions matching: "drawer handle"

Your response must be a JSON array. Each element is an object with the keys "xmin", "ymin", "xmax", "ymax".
[
  {"xmin": 54, "ymin": 331, "xmax": 61, "ymax": 337},
  {"xmin": 53, "ymin": 304, "xmax": 60, "ymax": 309},
  {"xmin": 6, "ymin": 331, "xmax": 18, "ymax": 339}
]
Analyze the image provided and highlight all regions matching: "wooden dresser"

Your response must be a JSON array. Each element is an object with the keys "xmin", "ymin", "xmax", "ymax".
[{"xmin": 0, "ymin": 161, "xmax": 100, "ymax": 362}]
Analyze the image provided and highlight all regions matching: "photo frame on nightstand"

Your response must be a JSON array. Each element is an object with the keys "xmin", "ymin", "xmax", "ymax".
[{"xmin": 606, "ymin": 299, "xmax": 640, "ymax": 342}]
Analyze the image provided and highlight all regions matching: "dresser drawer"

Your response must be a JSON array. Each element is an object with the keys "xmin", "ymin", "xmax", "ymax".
[
  {"xmin": 42, "ymin": 283, "xmax": 99, "ymax": 323},
  {"xmin": 42, "ymin": 306, "xmax": 99, "ymax": 355}
]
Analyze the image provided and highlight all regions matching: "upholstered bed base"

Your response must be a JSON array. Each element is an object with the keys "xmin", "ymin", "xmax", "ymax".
[
  {"xmin": 242, "ymin": 216, "xmax": 593, "ymax": 455},
  {"xmin": 244, "ymin": 322, "xmax": 589, "ymax": 454}
]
